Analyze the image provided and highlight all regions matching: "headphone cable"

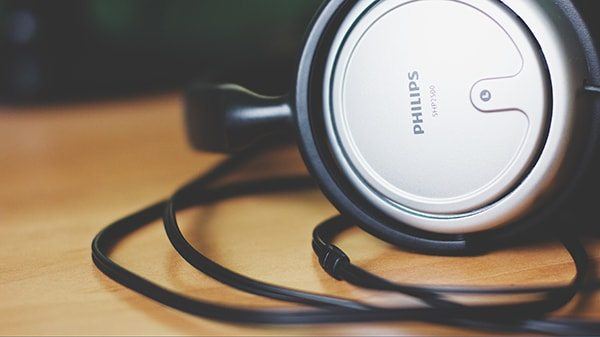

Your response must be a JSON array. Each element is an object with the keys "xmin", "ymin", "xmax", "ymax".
[{"xmin": 92, "ymin": 146, "xmax": 600, "ymax": 334}]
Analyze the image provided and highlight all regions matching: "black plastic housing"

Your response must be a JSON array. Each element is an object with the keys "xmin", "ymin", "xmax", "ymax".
[{"xmin": 185, "ymin": 83, "xmax": 292, "ymax": 153}]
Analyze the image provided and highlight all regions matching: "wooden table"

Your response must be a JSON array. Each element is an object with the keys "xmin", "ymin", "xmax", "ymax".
[{"xmin": 1, "ymin": 93, "xmax": 599, "ymax": 336}]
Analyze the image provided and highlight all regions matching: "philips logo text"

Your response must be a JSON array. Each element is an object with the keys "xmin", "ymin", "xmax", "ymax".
[{"xmin": 408, "ymin": 71, "xmax": 425, "ymax": 135}]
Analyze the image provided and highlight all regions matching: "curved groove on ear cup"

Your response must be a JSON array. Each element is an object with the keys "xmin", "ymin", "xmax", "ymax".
[{"xmin": 184, "ymin": 83, "xmax": 293, "ymax": 153}]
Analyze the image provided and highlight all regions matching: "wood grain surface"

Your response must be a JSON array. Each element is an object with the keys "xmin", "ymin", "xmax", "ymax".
[{"xmin": 1, "ymin": 93, "xmax": 598, "ymax": 336}]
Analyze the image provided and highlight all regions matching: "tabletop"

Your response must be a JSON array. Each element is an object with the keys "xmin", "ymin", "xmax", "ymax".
[{"xmin": 1, "ymin": 93, "xmax": 599, "ymax": 336}]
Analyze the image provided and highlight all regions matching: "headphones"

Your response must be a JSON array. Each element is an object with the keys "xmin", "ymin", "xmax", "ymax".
[
  {"xmin": 93, "ymin": 0, "xmax": 600, "ymax": 334},
  {"xmin": 186, "ymin": 0, "xmax": 600, "ymax": 254}
]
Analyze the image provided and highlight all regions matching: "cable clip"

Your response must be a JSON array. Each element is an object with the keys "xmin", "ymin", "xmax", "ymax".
[{"xmin": 313, "ymin": 241, "xmax": 350, "ymax": 280}]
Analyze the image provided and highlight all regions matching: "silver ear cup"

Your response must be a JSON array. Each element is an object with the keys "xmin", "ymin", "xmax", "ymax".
[{"xmin": 324, "ymin": 0, "xmax": 591, "ymax": 234}]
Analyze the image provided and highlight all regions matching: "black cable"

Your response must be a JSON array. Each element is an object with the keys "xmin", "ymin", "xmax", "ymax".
[
  {"xmin": 312, "ymin": 216, "xmax": 600, "ymax": 334},
  {"xmin": 165, "ymin": 171, "xmax": 462, "ymax": 310},
  {"xmin": 164, "ymin": 173, "xmax": 599, "ymax": 334},
  {"xmin": 161, "ymin": 152, "xmax": 599, "ymax": 333},
  {"xmin": 92, "ymin": 148, "xmax": 600, "ymax": 334},
  {"xmin": 164, "ymin": 185, "xmax": 598, "ymax": 333},
  {"xmin": 93, "ymin": 176, "xmax": 527, "ymax": 327},
  {"xmin": 313, "ymin": 216, "xmax": 597, "ymax": 295},
  {"xmin": 164, "ymin": 176, "xmax": 374, "ymax": 311}
]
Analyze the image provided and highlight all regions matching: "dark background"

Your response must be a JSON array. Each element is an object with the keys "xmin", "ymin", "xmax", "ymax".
[
  {"xmin": 0, "ymin": 0, "xmax": 321, "ymax": 103},
  {"xmin": 0, "ymin": 0, "xmax": 598, "ymax": 104}
]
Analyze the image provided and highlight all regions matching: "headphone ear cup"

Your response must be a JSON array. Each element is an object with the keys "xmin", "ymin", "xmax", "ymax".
[{"xmin": 184, "ymin": 83, "xmax": 292, "ymax": 153}]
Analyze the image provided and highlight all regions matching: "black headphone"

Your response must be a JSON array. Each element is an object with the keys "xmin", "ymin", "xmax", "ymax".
[
  {"xmin": 93, "ymin": 0, "xmax": 600, "ymax": 334},
  {"xmin": 184, "ymin": 0, "xmax": 600, "ymax": 254}
]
